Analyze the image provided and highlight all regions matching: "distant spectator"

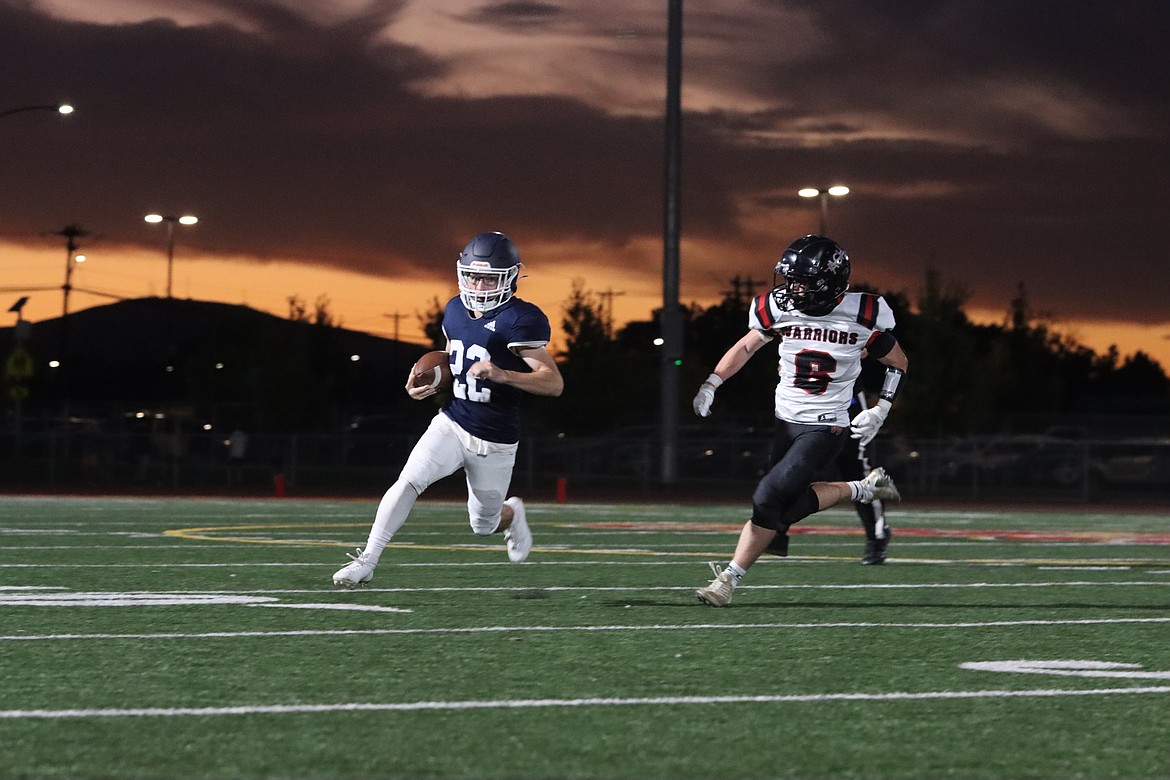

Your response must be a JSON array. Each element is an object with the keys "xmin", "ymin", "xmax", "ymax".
[{"xmin": 227, "ymin": 427, "xmax": 249, "ymax": 486}]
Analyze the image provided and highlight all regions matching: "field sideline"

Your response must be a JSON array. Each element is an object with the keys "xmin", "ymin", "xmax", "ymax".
[{"xmin": 1, "ymin": 495, "xmax": 1168, "ymax": 779}]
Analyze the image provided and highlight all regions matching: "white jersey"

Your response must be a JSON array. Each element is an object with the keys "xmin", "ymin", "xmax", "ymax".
[{"xmin": 748, "ymin": 290, "xmax": 896, "ymax": 426}]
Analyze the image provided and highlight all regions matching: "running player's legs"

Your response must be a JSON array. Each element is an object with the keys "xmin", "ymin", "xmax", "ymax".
[
  {"xmin": 363, "ymin": 414, "xmax": 466, "ymax": 556},
  {"xmin": 838, "ymin": 434, "xmax": 889, "ymax": 553},
  {"xmin": 464, "ymin": 442, "xmax": 518, "ymax": 535},
  {"xmin": 753, "ymin": 423, "xmax": 845, "ymax": 528}
]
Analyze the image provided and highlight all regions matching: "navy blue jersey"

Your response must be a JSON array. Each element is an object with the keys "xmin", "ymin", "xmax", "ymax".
[{"xmin": 440, "ymin": 296, "xmax": 552, "ymax": 444}]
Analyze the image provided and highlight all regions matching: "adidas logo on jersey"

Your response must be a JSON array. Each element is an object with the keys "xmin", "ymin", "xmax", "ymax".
[{"xmin": 484, "ymin": 320, "xmax": 497, "ymax": 331}]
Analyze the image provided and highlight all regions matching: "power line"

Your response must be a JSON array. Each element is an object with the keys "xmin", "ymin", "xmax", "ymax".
[
  {"xmin": 597, "ymin": 287, "xmax": 626, "ymax": 337},
  {"xmin": 722, "ymin": 274, "xmax": 768, "ymax": 305},
  {"xmin": 383, "ymin": 311, "xmax": 407, "ymax": 342}
]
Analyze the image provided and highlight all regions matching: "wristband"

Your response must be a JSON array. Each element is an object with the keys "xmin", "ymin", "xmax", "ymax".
[
  {"xmin": 878, "ymin": 368, "xmax": 905, "ymax": 403},
  {"xmin": 704, "ymin": 372, "xmax": 724, "ymax": 388}
]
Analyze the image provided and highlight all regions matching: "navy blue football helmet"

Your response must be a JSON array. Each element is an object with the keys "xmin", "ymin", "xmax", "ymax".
[
  {"xmin": 772, "ymin": 234, "xmax": 851, "ymax": 315},
  {"xmin": 457, "ymin": 231, "xmax": 522, "ymax": 312}
]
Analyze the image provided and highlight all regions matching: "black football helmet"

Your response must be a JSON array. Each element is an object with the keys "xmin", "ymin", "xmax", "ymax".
[
  {"xmin": 772, "ymin": 234, "xmax": 851, "ymax": 316},
  {"xmin": 457, "ymin": 231, "xmax": 522, "ymax": 312}
]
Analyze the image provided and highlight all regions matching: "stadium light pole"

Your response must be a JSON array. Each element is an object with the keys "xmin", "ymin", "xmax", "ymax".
[
  {"xmin": 659, "ymin": 0, "xmax": 683, "ymax": 485},
  {"xmin": 798, "ymin": 185, "xmax": 849, "ymax": 235},
  {"xmin": 145, "ymin": 214, "xmax": 199, "ymax": 299},
  {"xmin": 0, "ymin": 102, "xmax": 74, "ymax": 120}
]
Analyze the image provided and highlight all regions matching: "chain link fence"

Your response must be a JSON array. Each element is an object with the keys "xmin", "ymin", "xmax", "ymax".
[{"xmin": 3, "ymin": 420, "xmax": 1168, "ymax": 503}]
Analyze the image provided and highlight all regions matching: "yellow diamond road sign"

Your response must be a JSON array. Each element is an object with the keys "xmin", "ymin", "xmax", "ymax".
[{"xmin": 5, "ymin": 346, "xmax": 34, "ymax": 379}]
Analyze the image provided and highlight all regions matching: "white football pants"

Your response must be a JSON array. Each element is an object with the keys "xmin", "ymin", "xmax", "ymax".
[{"xmin": 361, "ymin": 411, "xmax": 518, "ymax": 562}]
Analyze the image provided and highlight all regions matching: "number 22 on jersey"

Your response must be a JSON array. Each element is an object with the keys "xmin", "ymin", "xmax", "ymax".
[{"xmin": 448, "ymin": 339, "xmax": 491, "ymax": 402}]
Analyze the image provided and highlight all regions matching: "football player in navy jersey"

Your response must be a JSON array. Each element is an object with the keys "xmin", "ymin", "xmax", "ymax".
[
  {"xmin": 693, "ymin": 235, "xmax": 908, "ymax": 606},
  {"xmin": 333, "ymin": 231, "xmax": 563, "ymax": 588}
]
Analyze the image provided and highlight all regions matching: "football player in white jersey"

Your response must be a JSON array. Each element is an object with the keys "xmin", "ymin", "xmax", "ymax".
[
  {"xmin": 692, "ymin": 235, "xmax": 909, "ymax": 606},
  {"xmin": 332, "ymin": 231, "xmax": 564, "ymax": 588}
]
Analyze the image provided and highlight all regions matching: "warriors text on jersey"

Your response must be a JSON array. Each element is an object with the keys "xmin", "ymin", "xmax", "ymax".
[
  {"xmin": 749, "ymin": 291, "xmax": 896, "ymax": 426},
  {"xmin": 440, "ymin": 296, "xmax": 552, "ymax": 444}
]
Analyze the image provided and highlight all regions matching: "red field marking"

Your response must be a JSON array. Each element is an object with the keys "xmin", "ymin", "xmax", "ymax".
[{"xmin": 577, "ymin": 523, "xmax": 1170, "ymax": 545}]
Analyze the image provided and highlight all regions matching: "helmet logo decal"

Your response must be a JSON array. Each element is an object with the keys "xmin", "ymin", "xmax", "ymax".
[
  {"xmin": 770, "ymin": 235, "xmax": 851, "ymax": 316},
  {"xmin": 457, "ymin": 231, "xmax": 522, "ymax": 313}
]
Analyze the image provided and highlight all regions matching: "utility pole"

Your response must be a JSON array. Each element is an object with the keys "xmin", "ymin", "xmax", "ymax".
[
  {"xmin": 53, "ymin": 224, "xmax": 88, "ymax": 398},
  {"xmin": 597, "ymin": 288, "xmax": 626, "ymax": 338},
  {"xmin": 383, "ymin": 312, "xmax": 406, "ymax": 342},
  {"xmin": 7, "ymin": 297, "xmax": 32, "ymax": 448},
  {"xmin": 723, "ymin": 274, "xmax": 768, "ymax": 307},
  {"xmin": 55, "ymin": 224, "xmax": 88, "ymax": 323},
  {"xmin": 383, "ymin": 311, "xmax": 408, "ymax": 375}
]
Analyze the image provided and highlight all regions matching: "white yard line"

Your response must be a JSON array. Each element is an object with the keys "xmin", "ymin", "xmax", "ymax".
[
  {"xmin": 3, "ymin": 685, "xmax": 1170, "ymax": 720},
  {"xmin": 4, "ymin": 616, "xmax": 1169, "ymax": 642},
  {"xmin": 6, "ymin": 577, "xmax": 1167, "ymax": 588}
]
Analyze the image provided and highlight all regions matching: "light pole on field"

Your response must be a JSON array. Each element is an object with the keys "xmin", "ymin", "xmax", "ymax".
[
  {"xmin": 798, "ymin": 185, "xmax": 850, "ymax": 235},
  {"xmin": 144, "ymin": 214, "xmax": 199, "ymax": 299}
]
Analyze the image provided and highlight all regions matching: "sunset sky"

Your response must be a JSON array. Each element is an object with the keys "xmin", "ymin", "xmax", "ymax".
[{"xmin": 2, "ymin": 0, "xmax": 1168, "ymax": 368}]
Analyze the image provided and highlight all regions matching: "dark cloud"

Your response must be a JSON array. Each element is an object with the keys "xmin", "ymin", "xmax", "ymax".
[
  {"xmin": 1, "ymin": 0, "xmax": 1167, "ymax": 329},
  {"xmin": 459, "ymin": 2, "xmax": 567, "ymax": 29},
  {"xmin": 0, "ymin": 1, "xmax": 671, "ymax": 272},
  {"xmin": 742, "ymin": 1, "xmax": 1169, "ymax": 145}
]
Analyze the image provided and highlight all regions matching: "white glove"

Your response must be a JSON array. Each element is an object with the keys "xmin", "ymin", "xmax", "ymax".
[
  {"xmin": 850, "ymin": 398, "xmax": 891, "ymax": 445},
  {"xmin": 692, "ymin": 373, "xmax": 723, "ymax": 417}
]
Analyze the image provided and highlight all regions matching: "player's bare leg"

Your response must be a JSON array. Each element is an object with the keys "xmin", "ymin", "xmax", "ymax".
[
  {"xmin": 696, "ymin": 521, "xmax": 777, "ymax": 606},
  {"xmin": 698, "ymin": 470, "xmax": 900, "ymax": 605}
]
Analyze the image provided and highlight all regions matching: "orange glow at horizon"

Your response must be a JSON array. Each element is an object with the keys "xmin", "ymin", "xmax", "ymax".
[{"xmin": 3, "ymin": 241, "xmax": 1168, "ymax": 372}]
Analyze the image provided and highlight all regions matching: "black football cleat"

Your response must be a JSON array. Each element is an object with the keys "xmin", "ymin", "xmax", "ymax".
[{"xmin": 861, "ymin": 527, "xmax": 892, "ymax": 565}]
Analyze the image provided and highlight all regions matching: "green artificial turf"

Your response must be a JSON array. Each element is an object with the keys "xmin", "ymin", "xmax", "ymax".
[{"xmin": 1, "ymin": 495, "xmax": 1168, "ymax": 778}]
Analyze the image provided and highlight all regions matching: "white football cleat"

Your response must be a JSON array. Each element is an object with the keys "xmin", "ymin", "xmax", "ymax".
[
  {"xmin": 859, "ymin": 467, "xmax": 901, "ymax": 504},
  {"xmin": 695, "ymin": 561, "xmax": 736, "ymax": 607},
  {"xmin": 503, "ymin": 497, "xmax": 532, "ymax": 562},
  {"xmin": 332, "ymin": 547, "xmax": 377, "ymax": 588}
]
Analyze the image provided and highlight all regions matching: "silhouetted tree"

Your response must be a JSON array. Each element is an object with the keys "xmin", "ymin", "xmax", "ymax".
[
  {"xmin": 313, "ymin": 294, "xmax": 341, "ymax": 327},
  {"xmin": 1092, "ymin": 351, "xmax": 1170, "ymax": 413},
  {"xmin": 684, "ymin": 285, "xmax": 774, "ymax": 428},
  {"xmin": 418, "ymin": 296, "xmax": 446, "ymax": 349},
  {"xmin": 553, "ymin": 280, "xmax": 626, "ymax": 432},
  {"xmin": 560, "ymin": 280, "xmax": 610, "ymax": 360},
  {"xmin": 890, "ymin": 270, "xmax": 984, "ymax": 434},
  {"xmin": 287, "ymin": 294, "xmax": 308, "ymax": 322}
]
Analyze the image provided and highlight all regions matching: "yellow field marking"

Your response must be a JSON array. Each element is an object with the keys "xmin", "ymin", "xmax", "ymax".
[
  {"xmin": 167, "ymin": 523, "xmax": 360, "ymax": 547},
  {"xmin": 162, "ymin": 523, "xmax": 1168, "ymax": 566},
  {"xmin": 164, "ymin": 523, "xmax": 724, "ymax": 558}
]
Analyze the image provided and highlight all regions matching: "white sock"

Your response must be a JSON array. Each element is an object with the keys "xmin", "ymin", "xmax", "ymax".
[
  {"xmin": 849, "ymin": 480, "xmax": 874, "ymax": 503},
  {"xmin": 727, "ymin": 561, "xmax": 747, "ymax": 582}
]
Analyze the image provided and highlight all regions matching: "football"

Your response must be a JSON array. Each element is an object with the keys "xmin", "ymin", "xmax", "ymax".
[{"xmin": 410, "ymin": 350, "xmax": 453, "ymax": 390}]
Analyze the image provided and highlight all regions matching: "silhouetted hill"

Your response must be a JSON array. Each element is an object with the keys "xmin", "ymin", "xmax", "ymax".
[{"xmin": 1, "ymin": 297, "xmax": 430, "ymax": 430}]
